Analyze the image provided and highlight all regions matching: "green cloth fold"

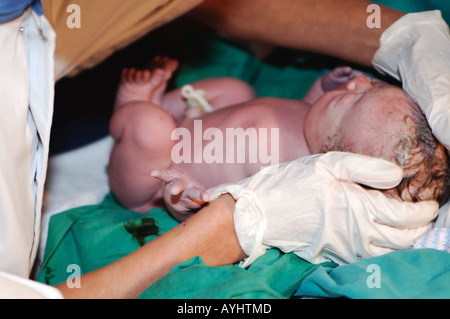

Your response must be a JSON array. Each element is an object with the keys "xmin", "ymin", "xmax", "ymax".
[{"xmin": 295, "ymin": 249, "xmax": 450, "ymax": 299}]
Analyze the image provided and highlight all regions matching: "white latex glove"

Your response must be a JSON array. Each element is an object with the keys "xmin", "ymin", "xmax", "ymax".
[
  {"xmin": 373, "ymin": 10, "xmax": 450, "ymax": 149},
  {"xmin": 209, "ymin": 152, "xmax": 439, "ymax": 267}
]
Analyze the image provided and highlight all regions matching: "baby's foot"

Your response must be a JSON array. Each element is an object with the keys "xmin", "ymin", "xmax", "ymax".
[
  {"xmin": 145, "ymin": 56, "xmax": 179, "ymax": 104},
  {"xmin": 114, "ymin": 56, "xmax": 178, "ymax": 109}
]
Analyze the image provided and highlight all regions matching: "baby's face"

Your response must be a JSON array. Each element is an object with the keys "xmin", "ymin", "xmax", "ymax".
[{"xmin": 304, "ymin": 76, "xmax": 415, "ymax": 159}]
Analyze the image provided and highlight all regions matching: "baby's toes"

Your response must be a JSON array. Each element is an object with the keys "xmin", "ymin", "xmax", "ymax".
[
  {"xmin": 147, "ymin": 56, "xmax": 163, "ymax": 69},
  {"xmin": 134, "ymin": 70, "xmax": 144, "ymax": 83},
  {"xmin": 121, "ymin": 68, "xmax": 131, "ymax": 83},
  {"xmin": 142, "ymin": 70, "xmax": 151, "ymax": 83},
  {"xmin": 164, "ymin": 59, "xmax": 179, "ymax": 79},
  {"xmin": 127, "ymin": 68, "xmax": 136, "ymax": 83},
  {"xmin": 149, "ymin": 68, "xmax": 165, "ymax": 87},
  {"xmin": 133, "ymin": 70, "xmax": 150, "ymax": 84}
]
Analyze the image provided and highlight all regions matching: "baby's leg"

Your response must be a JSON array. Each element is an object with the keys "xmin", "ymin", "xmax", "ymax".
[
  {"xmin": 109, "ymin": 64, "xmax": 180, "ymax": 212},
  {"xmin": 108, "ymin": 101, "xmax": 177, "ymax": 212},
  {"xmin": 161, "ymin": 77, "xmax": 257, "ymax": 121}
]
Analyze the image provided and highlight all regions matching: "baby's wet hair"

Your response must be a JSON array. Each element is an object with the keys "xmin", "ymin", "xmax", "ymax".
[{"xmin": 392, "ymin": 96, "xmax": 450, "ymax": 207}]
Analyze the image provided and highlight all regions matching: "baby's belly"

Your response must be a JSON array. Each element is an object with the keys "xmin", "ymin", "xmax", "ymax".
[{"xmin": 172, "ymin": 98, "xmax": 309, "ymax": 187}]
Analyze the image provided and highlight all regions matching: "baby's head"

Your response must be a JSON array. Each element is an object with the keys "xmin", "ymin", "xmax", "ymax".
[{"xmin": 304, "ymin": 76, "xmax": 450, "ymax": 206}]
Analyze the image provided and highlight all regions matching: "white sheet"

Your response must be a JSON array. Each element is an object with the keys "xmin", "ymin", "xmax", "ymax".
[{"xmin": 38, "ymin": 135, "xmax": 114, "ymax": 270}]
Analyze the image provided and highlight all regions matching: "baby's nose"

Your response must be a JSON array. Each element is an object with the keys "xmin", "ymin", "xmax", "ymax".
[{"xmin": 346, "ymin": 76, "xmax": 373, "ymax": 92}]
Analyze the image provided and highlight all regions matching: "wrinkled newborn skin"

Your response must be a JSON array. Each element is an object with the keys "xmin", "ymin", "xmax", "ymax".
[{"xmin": 109, "ymin": 61, "xmax": 449, "ymax": 217}]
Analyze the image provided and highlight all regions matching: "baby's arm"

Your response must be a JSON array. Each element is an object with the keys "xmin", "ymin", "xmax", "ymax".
[
  {"xmin": 303, "ymin": 66, "xmax": 365, "ymax": 104},
  {"xmin": 151, "ymin": 168, "xmax": 211, "ymax": 221}
]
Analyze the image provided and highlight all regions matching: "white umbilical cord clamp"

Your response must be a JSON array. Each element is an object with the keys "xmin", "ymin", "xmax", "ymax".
[{"xmin": 181, "ymin": 84, "xmax": 214, "ymax": 113}]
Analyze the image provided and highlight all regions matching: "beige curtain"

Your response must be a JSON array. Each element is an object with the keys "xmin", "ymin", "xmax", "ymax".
[{"xmin": 41, "ymin": 0, "xmax": 203, "ymax": 79}]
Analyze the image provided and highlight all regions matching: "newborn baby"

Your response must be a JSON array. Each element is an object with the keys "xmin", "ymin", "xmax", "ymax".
[{"xmin": 108, "ymin": 57, "xmax": 449, "ymax": 221}]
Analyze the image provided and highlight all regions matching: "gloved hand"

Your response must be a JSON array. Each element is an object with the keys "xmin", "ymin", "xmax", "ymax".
[
  {"xmin": 373, "ymin": 10, "xmax": 450, "ymax": 150},
  {"xmin": 209, "ymin": 152, "xmax": 439, "ymax": 267}
]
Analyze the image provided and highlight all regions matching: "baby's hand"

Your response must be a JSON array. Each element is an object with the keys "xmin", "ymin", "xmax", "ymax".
[
  {"xmin": 321, "ymin": 66, "xmax": 365, "ymax": 92},
  {"xmin": 151, "ymin": 168, "xmax": 210, "ymax": 215}
]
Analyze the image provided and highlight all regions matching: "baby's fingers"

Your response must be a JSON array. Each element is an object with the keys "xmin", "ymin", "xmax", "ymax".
[
  {"xmin": 169, "ymin": 178, "xmax": 188, "ymax": 196},
  {"xmin": 185, "ymin": 187, "xmax": 210, "ymax": 204},
  {"xmin": 151, "ymin": 170, "xmax": 187, "ymax": 195},
  {"xmin": 151, "ymin": 169, "xmax": 175, "ymax": 182},
  {"xmin": 333, "ymin": 66, "xmax": 353, "ymax": 77},
  {"xmin": 332, "ymin": 66, "xmax": 365, "ymax": 81}
]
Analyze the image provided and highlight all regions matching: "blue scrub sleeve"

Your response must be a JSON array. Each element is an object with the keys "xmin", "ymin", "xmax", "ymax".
[{"xmin": 0, "ymin": 0, "xmax": 42, "ymax": 24}]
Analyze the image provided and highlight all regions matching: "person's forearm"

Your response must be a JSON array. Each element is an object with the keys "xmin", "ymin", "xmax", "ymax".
[
  {"xmin": 56, "ymin": 194, "xmax": 244, "ymax": 299},
  {"xmin": 191, "ymin": 0, "xmax": 405, "ymax": 66}
]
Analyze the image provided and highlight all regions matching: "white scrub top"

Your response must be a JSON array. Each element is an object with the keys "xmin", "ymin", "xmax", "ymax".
[{"xmin": 0, "ymin": 8, "xmax": 55, "ymax": 279}]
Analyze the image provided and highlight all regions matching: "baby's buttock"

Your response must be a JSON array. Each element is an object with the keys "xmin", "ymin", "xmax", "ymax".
[{"xmin": 172, "ymin": 98, "xmax": 310, "ymax": 186}]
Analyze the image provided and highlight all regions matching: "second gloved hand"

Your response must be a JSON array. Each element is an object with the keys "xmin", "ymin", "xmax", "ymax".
[
  {"xmin": 373, "ymin": 10, "xmax": 450, "ymax": 150},
  {"xmin": 210, "ymin": 152, "xmax": 439, "ymax": 267}
]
